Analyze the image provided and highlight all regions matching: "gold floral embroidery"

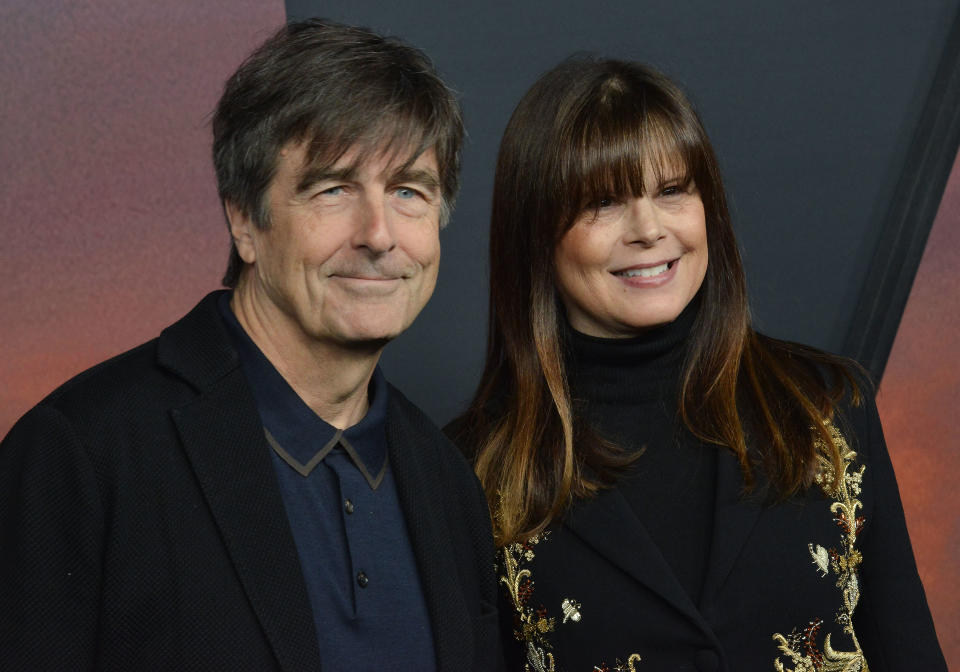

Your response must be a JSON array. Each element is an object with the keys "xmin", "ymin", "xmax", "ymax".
[
  {"xmin": 772, "ymin": 423, "xmax": 868, "ymax": 672},
  {"xmin": 593, "ymin": 654, "xmax": 643, "ymax": 671},
  {"xmin": 501, "ymin": 532, "xmax": 557, "ymax": 672},
  {"xmin": 499, "ymin": 533, "xmax": 642, "ymax": 671}
]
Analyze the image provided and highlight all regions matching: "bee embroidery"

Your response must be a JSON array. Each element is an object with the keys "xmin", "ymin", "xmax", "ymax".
[{"xmin": 561, "ymin": 598, "xmax": 582, "ymax": 624}]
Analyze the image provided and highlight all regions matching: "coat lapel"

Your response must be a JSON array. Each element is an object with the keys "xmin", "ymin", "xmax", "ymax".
[
  {"xmin": 564, "ymin": 485, "xmax": 714, "ymax": 636},
  {"xmin": 698, "ymin": 450, "xmax": 764, "ymax": 609},
  {"xmin": 386, "ymin": 392, "xmax": 472, "ymax": 671},
  {"xmin": 161, "ymin": 293, "xmax": 322, "ymax": 672}
]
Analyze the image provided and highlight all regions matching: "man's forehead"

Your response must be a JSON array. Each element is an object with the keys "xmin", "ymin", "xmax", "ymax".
[{"xmin": 291, "ymin": 139, "xmax": 439, "ymax": 180}]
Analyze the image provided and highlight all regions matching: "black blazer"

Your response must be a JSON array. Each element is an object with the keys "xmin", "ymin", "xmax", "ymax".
[
  {"xmin": 0, "ymin": 292, "xmax": 502, "ymax": 672},
  {"xmin": 493, "ymin": 395, "xmax": 946, "ymax": 672}
]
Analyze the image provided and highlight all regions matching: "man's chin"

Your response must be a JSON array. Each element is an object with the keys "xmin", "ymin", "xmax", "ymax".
[
  {"xmin": 323, "ymin": 320, "xmax": 409, "ymax": 353},
  {"xmin": 320, "ymin": 311, "xmax": 420, "ymax": 352},
  {"xmin": 336, "ymin": 334, "xmax": 394, "ymax": 353}
]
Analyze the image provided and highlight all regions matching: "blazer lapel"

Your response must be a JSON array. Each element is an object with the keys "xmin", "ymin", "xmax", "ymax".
[
  {"xmin": 698, "ymin": 450, "xmax": 764, "ymax": 609},
  {"xmin": 386, "ymin": 393, "xmax": 472, "ymax": 671},
  {"xmin": 160, "ymin": 293, "xmax": 321, "ymax": 672},
  {"xmin": 173, "ymin": 371, "xmax": 321, "ymax": 672},
  {"xmin": 564, "ymin": 485, "xmax": 713, "ymax": 636}
]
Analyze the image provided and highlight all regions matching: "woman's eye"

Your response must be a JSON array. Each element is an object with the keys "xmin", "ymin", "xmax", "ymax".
[
  {"xmin": 587, "ymin": 196, "xmax": 616, "ymax": 210},
  {"xmin": 661, "ymin": 185, "xmax": 681, "ymax": 196}
]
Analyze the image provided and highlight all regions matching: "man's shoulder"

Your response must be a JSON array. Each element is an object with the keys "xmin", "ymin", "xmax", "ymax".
[
  {"xmin": 26, "ymin": 292, "xmax": 233, "ymax": 436},
  {"xmin": 385, "ymin": 384, "xmax": 477, "ymax": 477},
  {"xmin": 383, "ymin": 383, "xmax": 493, "ymax": 559},
  {"xmin": 384, "ymin": 383, "xmax": 436, "ymax": 432},
  {"xmin": 36, "ymin": 337, "xmax": 164, "ymax": 422}
]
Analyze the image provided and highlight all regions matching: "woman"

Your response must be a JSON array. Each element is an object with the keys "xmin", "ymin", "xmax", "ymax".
[{"xmin": 449, "ymin": 59, "xmax": 946, "ymax": 671}]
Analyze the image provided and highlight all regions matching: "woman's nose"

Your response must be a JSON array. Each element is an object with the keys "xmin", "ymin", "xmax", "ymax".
[{"xmin": 624, "ymin": 197, "xmax": 664, "ymax": 246}]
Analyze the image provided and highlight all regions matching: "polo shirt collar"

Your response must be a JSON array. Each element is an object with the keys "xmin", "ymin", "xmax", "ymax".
[{"xmin": 217, "ymin": 292, "xmax": 388, "ymax": 489}]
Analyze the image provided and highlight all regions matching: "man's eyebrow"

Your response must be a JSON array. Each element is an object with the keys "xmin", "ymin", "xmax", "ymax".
[
  {"xmin": 296, "ymin": 165, "xmax": 357, "ymax": 193},
  {"xmin": 393, "ymin": 167, "xmax": 441, "ymax": 193}
]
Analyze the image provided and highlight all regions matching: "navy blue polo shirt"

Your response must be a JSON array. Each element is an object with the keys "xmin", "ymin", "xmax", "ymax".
[{"xmin": 218, "ymin": 294, "xmax": 436, "ymax": 669}]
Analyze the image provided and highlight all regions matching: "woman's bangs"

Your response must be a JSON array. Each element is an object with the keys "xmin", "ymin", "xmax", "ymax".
[
  {"xmin": 639, "ymin": 111, "xmax": 698, "ymax": 190},
  {"xmin": 564, "ymin": 103, "xmax": 697, "ymax": 221}
]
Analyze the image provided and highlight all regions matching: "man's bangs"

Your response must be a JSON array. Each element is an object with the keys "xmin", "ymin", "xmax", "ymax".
[{"xmin": 302, "ymin": 115, "xmax": 433, "ymax": 176}]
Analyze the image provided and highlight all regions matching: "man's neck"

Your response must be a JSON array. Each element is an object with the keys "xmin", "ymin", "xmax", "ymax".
[{"xmin": 229, "ymin": 288, "xmax": 383, "ymax": 430}]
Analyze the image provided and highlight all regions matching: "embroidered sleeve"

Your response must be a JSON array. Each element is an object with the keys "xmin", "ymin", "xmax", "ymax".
[{"xmin": 772, "ymin": 423, "xmax": 869, "ymax": 672}]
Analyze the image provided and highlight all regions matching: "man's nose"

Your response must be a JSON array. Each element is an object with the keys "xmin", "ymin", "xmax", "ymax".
[{"xmin": 352, "ymin": 196, "xmax": 396, "ymax": 254}]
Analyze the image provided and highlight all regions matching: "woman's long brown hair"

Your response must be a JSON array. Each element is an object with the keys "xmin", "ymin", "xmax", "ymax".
[{"xmin": 450, "ymin": 58, "xmax": 863, "ymax": 547}]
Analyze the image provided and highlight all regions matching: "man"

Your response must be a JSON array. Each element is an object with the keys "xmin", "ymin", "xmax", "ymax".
[{"xmin": 0, "ymin": 20, "xmax": 501, "ymax": 671}]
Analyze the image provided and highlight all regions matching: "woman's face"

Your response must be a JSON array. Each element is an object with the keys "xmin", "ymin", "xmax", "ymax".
[{"xmin": 554, "ymin": 166, "xmax": 708, "ymax": 337}]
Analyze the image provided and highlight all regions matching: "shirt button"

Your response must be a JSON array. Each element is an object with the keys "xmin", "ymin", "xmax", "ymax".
[
  {"xmin": 344, "ymin": 499, "xmax": 355, "ymax": 514},
  {"xmin": 356, "ymin": 571, "xmax": 369, "ymax": 588}
]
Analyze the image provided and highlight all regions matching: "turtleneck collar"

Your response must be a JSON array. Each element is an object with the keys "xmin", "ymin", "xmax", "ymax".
[{"xmin": 566, "ymin": 291, "xmax": 701, "ymax": 404}]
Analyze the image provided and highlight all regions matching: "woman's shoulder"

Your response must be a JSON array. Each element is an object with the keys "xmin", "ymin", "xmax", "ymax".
[
  {"xmin": 757, "ymin": 333, "xmax": 879, "ymax": 438},
  {"xmin": 751, "ymin": 330, "xmax": 875, "ymax": 409},
  {"xmin": 753, "ymin": 331, "xmax": 867, "ymax": 378},
  {"xmin": 754, "ymin": 333, "xmax": 886, "ymax": 476}
]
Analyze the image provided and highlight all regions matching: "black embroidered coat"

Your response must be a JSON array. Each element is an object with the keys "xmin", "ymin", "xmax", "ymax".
[
  {"xmin": 0, "ymin": 291, "xmax": 502, "ymax": 672},
  {"xmin": 495, "ymin": 395, "xmax": 946, "ymax": 672}
]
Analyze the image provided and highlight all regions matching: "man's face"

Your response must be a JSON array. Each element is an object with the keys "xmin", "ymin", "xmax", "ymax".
[{"xmin": 230, "ymin": 141, "xmax": 443, "ymax": 350}]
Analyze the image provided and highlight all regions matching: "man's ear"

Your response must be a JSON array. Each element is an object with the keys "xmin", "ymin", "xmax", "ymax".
[{"xmin": 225, "ymin": 202, "xmax": 258, "ymax": 264}]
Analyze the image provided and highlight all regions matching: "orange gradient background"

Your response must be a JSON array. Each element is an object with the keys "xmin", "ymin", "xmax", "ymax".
[
  {"xmin": 877, "ymin": 151, "xmax": 960, "ymax": 664},
  {"xmin": 0, "ymin": 1, "xmax": 284, "ymax": 434}
]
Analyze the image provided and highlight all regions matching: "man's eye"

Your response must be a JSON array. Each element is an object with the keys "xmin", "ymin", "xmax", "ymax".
[
  {"xmin": 396, "ymin": 187, "xmax": 420, "ymax": 199},
  {"xmin": 319, "ymin": 185, "xmax": 344, "ymax": 196}
]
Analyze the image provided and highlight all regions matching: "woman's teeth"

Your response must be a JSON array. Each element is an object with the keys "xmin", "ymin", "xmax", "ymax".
[{"xmin": 616, "ymin": 262, "xmax": 670, "ymax": 278}]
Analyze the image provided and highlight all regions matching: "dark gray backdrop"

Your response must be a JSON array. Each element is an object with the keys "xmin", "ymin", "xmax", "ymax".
[{"xmin": 286, "ymin": 0, "xmax": 959, "ymax": 425}]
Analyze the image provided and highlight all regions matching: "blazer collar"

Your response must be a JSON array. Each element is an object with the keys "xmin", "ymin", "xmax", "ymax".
[
  {"xmin": 563, "ymin": 484, "xmax": 717, "ymax": 639},
  {"xmin": 385, "ymin": 388, "xmax": 474, "ymax": 671},
  {"xmin": 157, "ymin": 290, "xmax": 239, "ymax": 391},
  {"xmin": 699, "ymin": 450, "xmax": 765, "ymax": 609},
  {"xmin": 161, "ymin": 291, "xmax": 322, "ymax": 672},
  {"xmin": 563, "ymin": 446, "xmax": 764, "ymax": 633}
]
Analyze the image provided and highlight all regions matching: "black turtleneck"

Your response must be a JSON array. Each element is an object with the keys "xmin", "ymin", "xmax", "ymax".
[{"xmin": 566, "ymin": 296, "xmax": 716, "ymax": 605}]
